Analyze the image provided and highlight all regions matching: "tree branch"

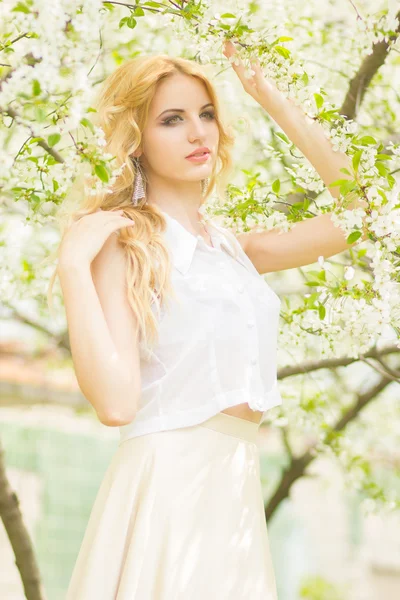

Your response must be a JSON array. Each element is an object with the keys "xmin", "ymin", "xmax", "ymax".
[
  {"xmin": 340, "ymin": 10, "xmax": 400, "ymax": 119},
  {"xmin": 277, "ymin": 344, "xmax": 400, "ymax": 379},
  {"xmin": 1, "ymin": 302, "xmax": 70, "ymax": 351},
  {"xmin": 0, "ymin": 380, "xmax": 86, "ymax": 410},
  {"xmin": 0, "ymin": 440, "xmax": 46, "ymax": 600},
  {"xmin": 359, "ymin": 356, "xmax": 400, "ymax": 383},
  {"xmin": 1, "ymin": 106, "xmax": 64, "ymax": 163},
  {"xmin": 265, "ymin": 372, "xmax": 394, "ymax": 522}
]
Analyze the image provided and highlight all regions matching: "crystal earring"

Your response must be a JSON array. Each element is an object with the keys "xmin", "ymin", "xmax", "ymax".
[
  {"xmin": 201, "ymin": 177, "xmax": 209, "ymax": 196},
  {"xmin": 132, "ymin": 156, "xmax": 146, "ymax": 205}
]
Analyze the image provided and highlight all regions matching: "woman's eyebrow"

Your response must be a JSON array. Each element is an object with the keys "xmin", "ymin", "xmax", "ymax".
[{"xmin": 157, "ymin": 103, "xmax": 214, "ymax": 118}]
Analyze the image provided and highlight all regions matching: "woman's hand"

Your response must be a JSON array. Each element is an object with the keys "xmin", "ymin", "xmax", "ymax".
[
  {"xmin": 58, "ymin": 208, "xmax": 135, "ymax": 269},
  {"xmin": 222, "ymin": 39, "xmax": 273, "ymax": 107}
]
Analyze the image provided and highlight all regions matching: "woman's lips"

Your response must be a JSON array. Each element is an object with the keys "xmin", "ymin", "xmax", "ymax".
[{"xmin": 185, "ymin": 152, "xmax": 210, "ymax": 163}]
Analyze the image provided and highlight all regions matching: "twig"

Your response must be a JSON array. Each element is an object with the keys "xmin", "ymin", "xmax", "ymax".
[
  {"xmin": 278, "ymin": 344, "xmax": 400, "ymax": 379},
  {"xmin": 359, "ymin": 356, "xmax": 400, "ymax": 383},
  {"xmin": 348, "ymin": 0, "xmax": 364, "ymax": 21},
  {"xmin": 1, "ymin": 106, "xmax": 64, "ymax": 163}
]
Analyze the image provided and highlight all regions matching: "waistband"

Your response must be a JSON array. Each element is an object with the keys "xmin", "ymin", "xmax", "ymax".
[{"xmin": 199, "ymin": 412, "xmax": 260, "ymax": 444}]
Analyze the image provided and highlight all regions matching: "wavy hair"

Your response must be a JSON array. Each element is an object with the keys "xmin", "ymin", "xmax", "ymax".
[{"xmin": 47, "ymin": 54, "xmax": 236, "ymax": 352}]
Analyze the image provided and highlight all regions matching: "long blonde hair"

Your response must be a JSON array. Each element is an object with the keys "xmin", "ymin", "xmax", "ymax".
[{"xmin": 47, "ymin": 54, "xmax": 236, "ymax": 351}]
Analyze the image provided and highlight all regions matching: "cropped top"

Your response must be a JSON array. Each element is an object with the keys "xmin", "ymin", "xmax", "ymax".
[{"xmin": 119, "ymin": 209, "xmax": 283, "ymax": 444}]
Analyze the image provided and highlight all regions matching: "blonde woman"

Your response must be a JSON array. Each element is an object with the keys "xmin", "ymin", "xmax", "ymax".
[{"xmin": 53, "ymin": 39, "xmax": 366, "ymax": 599}]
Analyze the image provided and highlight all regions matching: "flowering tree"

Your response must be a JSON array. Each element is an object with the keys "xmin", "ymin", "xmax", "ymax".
[{"xmin": 1, "ymin": 1, "xmax": 400, "ymax": 598}]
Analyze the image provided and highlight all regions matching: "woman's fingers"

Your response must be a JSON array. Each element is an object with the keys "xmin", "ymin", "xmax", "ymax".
[
  {"xmin": 223, "ymin": 39, "xmax": 253, "ymax": 83},
  {"xmin": 223, "ymin": 38, "xmax": 267, "ymax": 102},
  {"xmin": 222, "ymin": 39, "xmax": 234, "ymax": 57},
  {"xmin": 223, "ymin": 39, "xmax": 241, "ymax": 69},
  {"xmin": 103, "ymin": 215, "xmax": 134, "ymax": 229}
]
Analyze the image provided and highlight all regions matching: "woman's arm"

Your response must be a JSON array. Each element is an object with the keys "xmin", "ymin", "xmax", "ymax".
[
  {"xmin": 223, "ymin": 39, "xmax": 368, "ymax": 207},
  {"xmin": 253, "ymin": 80, "xmax": 366, "ymax": 205},
  {"xmin": 58, "ymin": 234, "xmax": 141, "ymax": 426},
  {"xmin": 223, "ymin": 40, "xmax": 370, "ymax": 272}
]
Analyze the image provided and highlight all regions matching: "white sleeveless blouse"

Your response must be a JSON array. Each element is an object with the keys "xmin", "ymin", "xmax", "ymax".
[{"xmin": 119, "ymin": 209, "xmax": 282, "ymax": 443}]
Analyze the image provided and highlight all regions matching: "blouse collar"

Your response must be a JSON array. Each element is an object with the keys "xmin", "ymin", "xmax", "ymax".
[{"xmin": 158, "ymin": 209, "xmax": 238, "ymax": 275}]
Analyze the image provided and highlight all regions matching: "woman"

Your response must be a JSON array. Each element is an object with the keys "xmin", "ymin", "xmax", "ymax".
[{"xmin": 54, "ymin": 39, "xmax": 366, "ymax": 599}]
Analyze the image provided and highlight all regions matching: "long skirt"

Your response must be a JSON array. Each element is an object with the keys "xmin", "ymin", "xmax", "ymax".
[{"xmin": 65, "ymin": 411, "xmax": 278, "ymax": 599}]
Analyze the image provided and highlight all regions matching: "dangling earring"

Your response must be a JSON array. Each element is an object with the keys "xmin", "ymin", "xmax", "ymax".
[
  {"xmin": 131, "ymin": 156, "xmax": 146, "ymax": 206},
  {"xmin": 201, "ymin": 177, "xmax": 209, "ymax": 197}
]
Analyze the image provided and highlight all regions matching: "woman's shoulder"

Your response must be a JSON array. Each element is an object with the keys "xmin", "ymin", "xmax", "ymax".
[{"xmin": 208, "ymin": 218, "xmax": 248, "ymax": 255}]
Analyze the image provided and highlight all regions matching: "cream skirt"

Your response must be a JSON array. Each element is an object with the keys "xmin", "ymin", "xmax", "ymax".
[{"xmin": 66, "ymin": 412, "xmax": 278, "ymax": 599}]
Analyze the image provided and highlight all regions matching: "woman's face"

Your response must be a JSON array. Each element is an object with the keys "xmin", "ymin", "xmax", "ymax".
[{"xmin": 139, "ymin": 73, "xmax": 219, "ymax": 185}]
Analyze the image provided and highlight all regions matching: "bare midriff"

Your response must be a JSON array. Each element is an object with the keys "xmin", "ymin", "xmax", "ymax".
[{"xmin": 220, "ymin": 404, "xmax": 264, "ymax": 424}]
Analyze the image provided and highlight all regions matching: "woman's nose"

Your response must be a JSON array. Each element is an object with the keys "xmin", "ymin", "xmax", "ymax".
[{"xmin": 188, "ymin": 117, "xmax": 207, "ymax": 140}]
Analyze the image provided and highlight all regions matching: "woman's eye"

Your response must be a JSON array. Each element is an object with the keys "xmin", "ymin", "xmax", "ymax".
[
  {"xmin": 163, "ymin": 115, "xmax": 181, "ymax": 125},
  {"xmin": 163, "ymin": 111, "xmax": 215, "ymax": 126}
]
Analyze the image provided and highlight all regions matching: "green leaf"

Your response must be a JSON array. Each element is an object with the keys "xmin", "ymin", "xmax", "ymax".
[
  {"xmin": 274, "ymin": 46, "xmax": 291, "ymax": 59},
  {"xmin": 32, "ymin": 79, "xmax": 41, "ymax": 96},
  {"xmin": 221, "ymin": 13, "xmax": 236, "ymax": 18},
  {"xmin": 12, "ymin": 2, "xmax": 31, "ymax": 13},
  {"xmin": 119, "ymin": 16, "xmax": 129, "ymax": 28},
  {"xmin": 352, "ymin": 149, "xmax": 363, "ymax": 172},
  {"xmin": 314, "ymin": 93, "xmax": 324, "ymax": 110},
  {"xmin": 29, "ymin": 136, "xmax": 44, "ymax": 144},
  {"xmin": 387, "ymin": 174, "xmax": 395, "ymax": 188},
  {"xmin": 359, "ymin": 135, "xmax": 376, "ymax": 145},
  {"xmin": 95, "ymin": 164, "xmax": 110, "ymax": 183},
  {"xmin": 306, "ymin": 270, "xmax": 320, "ymax": 279},
  {"xmin": 34, "ymin": 107, "xmax": 46, "ymax": 122},
  {"xmin": 272, "ymin": 179, "xmax": 280, "ymax": 194},
  {"xmin": 275, "ymin": 132, "xmax": 290, "ymax": 145},
  {"xmin": 53, "ymin": 179, "xmax": 59, "ymax": 192},
  {"xmin": 318, "ymin": 109, "xmax": 338, "ymax": 121},
  {"xmin": 80, "ymin": 117, "xmax": 95, "ymax": 133},
  {"xmin": 292, "ymin": 201, "xmax": 305, "ymax": 210},
  {"xmin": 329, "ymin": 178, "xmax": 352, "ymax": 187},
  {"xmin": 377, "ymin": 189, "xmax": 388, "ymax": 203},
  {"xmin": 340, "ymin": 167, "xmax": 351, "ymax": 176},
  {"xmin": 305, "ymin": 281, "xmax": 322, "ymax": 286},
  {"xmin": 318, "ymin": 304, "xmax": 326, "ymax": 320},
  {"xmin": 375, "ymin": 162, "xmax": 388, "ymax": 177},
  {"xmin": 347, "ymin": 230, "xmax": 362, "ymax": 244},
  {"xmin": 277, "ymin": 36, "xmax": 293, "ymax": 42},
  {"xmin": 133, "ymin": 6, "xmax": 145, "ymax": 16},
  {"xmin": 48, "ymin": 133, "xmax": 61, "ymax": 147},
  {"xmin": 340, "ymin": 180, "xmax": 357, "ymax": 195},
  {"xmin": 127, "ymin": 16, "xmax": 137, "ymax": 29}
]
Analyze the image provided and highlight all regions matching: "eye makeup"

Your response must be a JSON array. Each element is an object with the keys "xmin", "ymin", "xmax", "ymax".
[{"xmin": 161, "ymin": 110, "xmax": 216, "ymax": 126}]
